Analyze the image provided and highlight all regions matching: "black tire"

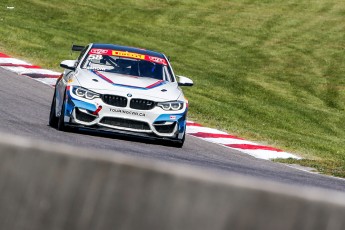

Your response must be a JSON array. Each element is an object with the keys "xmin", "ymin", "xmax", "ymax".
[
  {"xmin": 57, "ymin": 91, "xmax": 68, "ymax": 131},
  {"xmin": 49, "ymin": 90, "xmax": 58, "ymax": 128},
  {"xmin": 172, "ymin": 131, "xmax": 185, "ymax": 148}
]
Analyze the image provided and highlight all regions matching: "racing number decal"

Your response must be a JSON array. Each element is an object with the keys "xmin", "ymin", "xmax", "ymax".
[{"xmin": 88, "ymin": 54, "xmax": 102, "ymax": 60}]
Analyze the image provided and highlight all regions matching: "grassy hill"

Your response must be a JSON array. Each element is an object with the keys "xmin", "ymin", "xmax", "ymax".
[{"xmin": 0, "ymin": 0, "xmax": 344, "ymax": 176}]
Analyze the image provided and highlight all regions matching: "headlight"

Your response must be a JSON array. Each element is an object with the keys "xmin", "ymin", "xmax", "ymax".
[
  {"xmin": 157, "ymin": 101, "xmax": 184, "ymax": 111},
  {"xmin": 72, "ymin": 86, "xmax": 100, "ymax": 100}
]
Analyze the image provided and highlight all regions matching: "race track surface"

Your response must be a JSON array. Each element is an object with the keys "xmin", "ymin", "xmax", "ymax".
[{"xmin": 0, "ymin": 68, "xmax": 344, "ymax": 191}]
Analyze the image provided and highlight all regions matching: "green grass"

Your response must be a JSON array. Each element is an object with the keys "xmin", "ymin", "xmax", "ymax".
[{"xmin": 0, "ymin": 0, "xmax": 345, "ymax": 176}]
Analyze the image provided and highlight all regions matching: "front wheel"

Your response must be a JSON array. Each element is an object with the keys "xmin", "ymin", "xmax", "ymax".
[
  {"xmin": 49, "ymin": 90, "xmax": 58, "ymax": 128},
  {"xmin": 171, "ymin": 131, "xmax": 185, "ymax": 148},
  {"xmin": 57, "ymin": 91, "xmax": 69, "ymax": 131}
]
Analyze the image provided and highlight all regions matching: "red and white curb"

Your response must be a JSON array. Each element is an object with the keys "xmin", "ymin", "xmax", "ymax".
[
  {"xmin": 186, "ymin": 122, "xmax": 299, "ymax": 160},
  {"xmin": 0, "ymin": 52, "xmax": 300, "ymax": 160},
  {"xmin": 0, "ymin": 53, "xmax": 60, "ymax": 86}
]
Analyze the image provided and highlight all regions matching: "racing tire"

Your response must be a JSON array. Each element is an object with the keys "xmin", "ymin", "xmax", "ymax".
[
  {"xmin": 172, "ymin": 131, "xmax": 185, "ymax": 148},
  {"xmin": 49, "ymin": 90, "xmax": 58, "ymax": 128},
  {"xmin": 57, "ymin": 91, "xmax": 69, "ymax": 131}
]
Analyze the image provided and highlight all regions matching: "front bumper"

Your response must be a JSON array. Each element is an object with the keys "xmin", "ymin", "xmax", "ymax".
[{"xmin": 63, "ymin": 88, "xmax": 187, "ymax": 139}]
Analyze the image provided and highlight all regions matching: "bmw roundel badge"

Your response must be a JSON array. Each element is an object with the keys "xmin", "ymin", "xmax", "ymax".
[{"xmin": 127, "ymin": 93, "xmax": 132, "ymax": 97}]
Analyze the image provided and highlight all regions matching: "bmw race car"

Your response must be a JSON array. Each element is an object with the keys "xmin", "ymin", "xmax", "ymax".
[{"xmin": 49, "ymin": 43, "xmax": 193, "ymax": 147}]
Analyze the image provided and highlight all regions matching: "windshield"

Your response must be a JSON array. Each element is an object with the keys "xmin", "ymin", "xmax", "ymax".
[{"xmin": 81, "ymin": 48, "xmax": 173, "ymax": 81}]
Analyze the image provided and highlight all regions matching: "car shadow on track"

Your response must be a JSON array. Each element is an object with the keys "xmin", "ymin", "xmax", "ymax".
[{"xmin": 48, "ymin": 125, "xmax": 179, "ymax": 148}]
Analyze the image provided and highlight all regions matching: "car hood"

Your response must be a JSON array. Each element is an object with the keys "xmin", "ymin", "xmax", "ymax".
[{"xmin": 74, "ymin": 69, "xmax": 182, "ymax": 101}]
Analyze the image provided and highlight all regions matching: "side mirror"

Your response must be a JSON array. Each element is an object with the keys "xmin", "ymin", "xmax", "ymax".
[
  {"xmin": 177, "ymin": 75, "xmax": 193, "ymax": 86},
  {"xmin": 60, "ymin": 60, "xmax": 77, "ymax": 71}
]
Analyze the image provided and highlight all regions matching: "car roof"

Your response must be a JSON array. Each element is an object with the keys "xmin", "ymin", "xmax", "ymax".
[{"xmin": 91, "ymin": 43, "xmax": 166, "ymax": 59}]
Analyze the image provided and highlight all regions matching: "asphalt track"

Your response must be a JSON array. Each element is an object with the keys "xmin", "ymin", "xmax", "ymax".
[{"xmin": 0, "ymin": 67, "xmax": 344, "ymax": 192}]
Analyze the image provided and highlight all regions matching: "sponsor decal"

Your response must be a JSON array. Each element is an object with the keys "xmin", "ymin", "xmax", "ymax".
[
  {"xmin": 112, "ymin": 50, "xmax": 145, "ymax": 60},
  {"xmin": 109, "ymin": 108, "xmax": 145, "ymax": 117},
  {"xmin": 86, "ymin": 66, "xmax": 107, "ymax": 71},
  {"xmin": 148, "ymin": 56, "xmax": 167, "ymax": 65},
  {"xmin": 170, "ymin": 115, "xmax": 176, "ymax": 120},
  {"xmin": 89, "ymin": 49, "xmax": 112, "ymax": 55}
]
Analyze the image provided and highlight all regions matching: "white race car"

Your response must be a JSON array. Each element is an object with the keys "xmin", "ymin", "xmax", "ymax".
[{"xmin": 49, "ymin": 43, "xmax": 193, "ymax": 147}]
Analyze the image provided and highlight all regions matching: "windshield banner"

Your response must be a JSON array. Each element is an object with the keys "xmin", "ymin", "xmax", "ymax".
[{"xmin": 89, "ymin": 48, "xmax": 167, "ymax": 65}]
